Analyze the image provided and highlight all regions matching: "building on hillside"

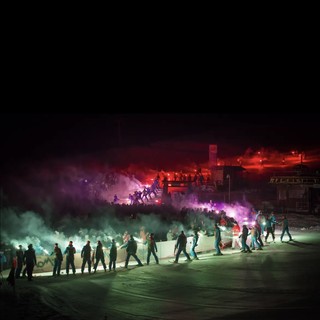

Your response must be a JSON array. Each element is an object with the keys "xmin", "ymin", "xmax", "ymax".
[
  {"xmin": 269, "ymin": 174, "xmax": 320, "ymax": 214},
  {"xmin": 211, "ymin": 165, "xmax": 247, "ymax": 190}
]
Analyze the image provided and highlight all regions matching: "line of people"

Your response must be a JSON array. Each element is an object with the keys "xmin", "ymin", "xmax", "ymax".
[
  {"xmin": 13, "ymin": 215, "xmax": 293, "ymax": 280},
  {"xmin": 230, "ymin": 215, "xmax": 293, "ymax": 253}
]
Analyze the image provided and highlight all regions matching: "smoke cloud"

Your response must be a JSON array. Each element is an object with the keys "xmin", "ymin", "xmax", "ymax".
[{"xmin": 2, "ymin": 143, "xmax": 319, "ymax": 256}]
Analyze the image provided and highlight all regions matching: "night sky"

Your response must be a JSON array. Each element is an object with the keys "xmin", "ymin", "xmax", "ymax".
[{"xmin": 1, "ymin": 112, "xmax": 319, "ymax": 166}]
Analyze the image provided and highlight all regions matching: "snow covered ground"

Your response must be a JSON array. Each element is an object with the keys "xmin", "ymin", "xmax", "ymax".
[{"xmin": 1, "ymin": 213, "xmax": 320, "ymax": 320}]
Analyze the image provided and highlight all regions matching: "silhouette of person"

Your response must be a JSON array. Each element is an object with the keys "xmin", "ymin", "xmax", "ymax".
[
  {"xmin": 213, "ymin": 224, "xmax": 223, "ymax": 256},
  {"xmin": 81, "ymin": 240, "xmax": 92, "ymax": 274},
  {"xmin": 94, "ymin": 240, "xmax": 107, "ymax": 272},
  {"xmin": 174, "ymin": 231, "xmax": 192, "ymax": 263},
  {"xmin": 270, "ymin": 212, "xmax": 277, "ymax": 233},
  {"xmin": 64, "ymin": 241, "xmax": 76, "ymax": 275},
  {"xmin": 280, "ymin": 216, "xmax": 293, "ymax": 242},
  {"xmin": 265, "ymin": 215, "xmax": 275, "ymax": 243},
  {"xmin": 52, "ymin": 243, "xmax": 63, "ymax": 276},
  {"xmin": 250, "ymin": 225, "xmax": 262, "ymax": 250},
  {"xmin": 240, "ymin": 224, "xmax": 252, "ymax": 253},
  {"xmin": 23, "ymin": 244, "xmax": 37, "ymax": 281},
  {"xmin": 108, "ymin": 239, "xmax": 117, "ymax": 271},
  {"xmin": 146, "ymin": 233, "xmax": 159, "ymax": 265},
  {"xmin": 124, "ymin": 235, "xmax": 143, "ymax": 268},
  {"xmin": 190, "ymin": 230, "xmax": 199, "ymax": 260}
]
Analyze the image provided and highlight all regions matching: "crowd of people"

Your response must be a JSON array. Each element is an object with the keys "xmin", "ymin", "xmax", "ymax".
[{"xmin": 3, "ymin": 211, "xmax": 294, "ymax": 282}]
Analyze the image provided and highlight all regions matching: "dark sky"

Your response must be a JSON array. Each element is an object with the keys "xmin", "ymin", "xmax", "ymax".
[{"xmin": 1, "ymin": 112, "xmax": 319, "ymax": 169}]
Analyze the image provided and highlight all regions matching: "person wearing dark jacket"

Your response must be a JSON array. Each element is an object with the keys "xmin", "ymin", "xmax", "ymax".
[
  {"xmin": 146, "ymin": 233, "xmax": 159, "ymax": 265},
  {"xmin": 123, "ymin": 235, "xmax": 143, "ymax": 268},
  {"xmin": 64, "ymin": 241, "xmax": 76, "ymax": 275},
  {"xmin": 93, "ymin": 240, "xmax": 107, "ymax": 272},
  {"xmin": 174, "ymin": 231, "xmax": 192, "ymax": 263},
  {"xmin": 280, "ymin": 216, "xmax": 293, "ymax": 242},
  {"xmin": 265, "ymin": 216, "xmax": 275, "ymax": 243},
  {"xmin": 213, "ymin": 224, "xmax": 223, "ymax": 256},
  {"xmin": 81, "ymin": 240, "xmax": 92, "ymax": 274},
  {"xmin": 23, "ymin": 244, "xmax": 37, "ymax": 281},
  {"xmin": 108, "ymin": 239, "xmax": 117, "ymax": 271},
  {"xmin": 241, "ymin": 224, "xmax": 252, "ymax": 253}
]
